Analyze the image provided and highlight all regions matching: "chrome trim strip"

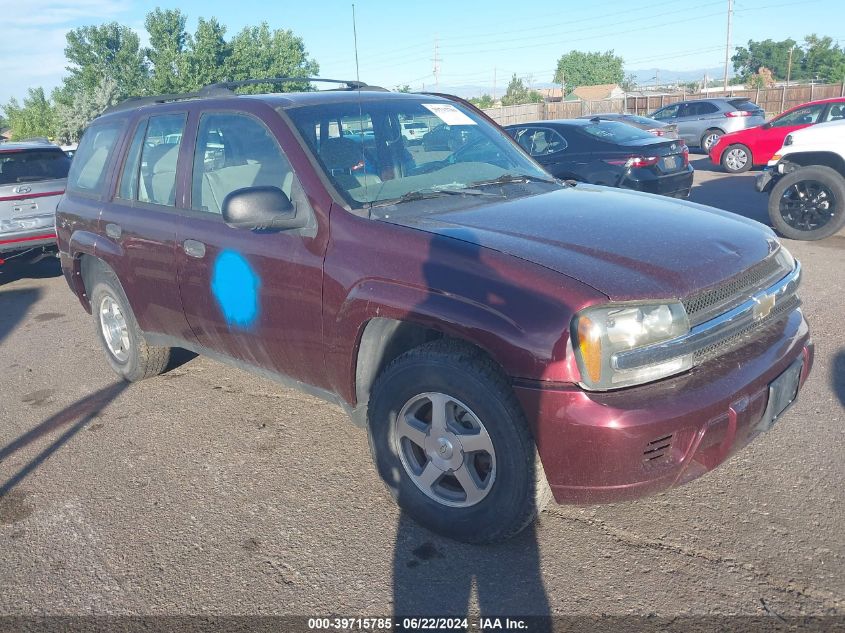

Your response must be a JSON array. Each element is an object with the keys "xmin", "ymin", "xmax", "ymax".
[{"xmin": 613, "ymin": 262, "xmax": 802, "ymax": 371}]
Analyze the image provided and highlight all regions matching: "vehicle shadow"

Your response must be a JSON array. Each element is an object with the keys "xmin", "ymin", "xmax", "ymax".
[
  {"xmin": 0, "ymin": 257, "xmax": 62, "ymax": 287},
  {"xmin": 391, "ymin": 234, "xmax": 550, "ymax": 629},
  {"xmin": 0, "ymin": 381, "xmax": 129, "ymax": 496},
  {"xmin": 833, "ymin": 349, "xmax": 845, "ymax": 410},
  {"xmin": 0, "ymin": 287, "xmax": 42, "ymax": 345},
  {"xmin": 689, "ymin": 171, "xmax": 771, "ymax": 226}
]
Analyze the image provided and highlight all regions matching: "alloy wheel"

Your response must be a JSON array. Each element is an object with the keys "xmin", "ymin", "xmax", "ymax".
[
  {"xmin": 394, "ymin": 392, "xmax": 496, "ymax": 507},
  {"xmin": 779, "ymin": 180, "xmax": 837, "ymax": 232},
  {"xmin": 724, "ymin": 147, "xmax": 748, "ymax": 171},
  {"xmin": 99, "ymin": 295, "xmax": 131, "ymax": 363},
  {"xmin": 703, "ymin": 132, "xmax": 720, "ymax": 152}
]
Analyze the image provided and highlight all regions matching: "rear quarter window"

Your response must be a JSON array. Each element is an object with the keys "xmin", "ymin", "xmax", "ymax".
[
  {"xmin": 67, "ymin": 119, "xmax": 126, "ymax": 196},
  {"xmin": 729, "ymin": 99, "xmax": 761, "ymax": 112},
  {"xmin": 0, "ymin": 149, "xmax": 70, "ymax": 186}
]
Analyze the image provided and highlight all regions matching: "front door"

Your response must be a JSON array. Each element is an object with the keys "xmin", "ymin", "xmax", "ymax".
[{"xmin": 176, "ymin": 109, "xmax": 327, "ymax": 387}]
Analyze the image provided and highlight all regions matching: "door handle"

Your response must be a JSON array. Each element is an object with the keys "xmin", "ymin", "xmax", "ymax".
[
  {"xmin": 105, "ymin": 223, "xmax": 122, "ymax": 239},
  {"xmin": 183, "ymin": 239, "xmax": 206, "ymax": 258}
]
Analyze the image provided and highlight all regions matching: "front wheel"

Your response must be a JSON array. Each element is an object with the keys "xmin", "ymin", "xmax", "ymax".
[
  {"xmin": 367, "ymin": 340, "xmax": 551, "ymax": 543},
  {"xmin": 768, "ymin": 165, "xmax": 845, "ymax": 241},
  {"xmin": 721, "ymin": 144, "xmax": 752, "ymax": 173}
]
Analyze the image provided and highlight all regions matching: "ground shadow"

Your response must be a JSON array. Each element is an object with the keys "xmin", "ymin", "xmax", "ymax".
[
  {"xmin": 392, "ymin": 234, "xmax": 550, "ymax": 628},
  {"xmin": 833, "ymin": 349, "xmax": 845, "ymax": 410},
  {"xmin": 0, "ymin": 257, "xmax": 62, "ymax": 287},
  {"xmin": 689, "ymin": 170, "xmax": 770, "ymax": 226},
  {"xmin": 0, "ymin": 381, "xmax": 129, "ymax": 496},
  {"xmin": 0, "ymin": 287, "xmax": 42, "ymax": 345}
]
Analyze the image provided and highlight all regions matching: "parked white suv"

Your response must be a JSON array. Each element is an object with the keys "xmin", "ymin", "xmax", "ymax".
[{"xmin": 756, "ymin": 119, "xmax": 845, "ymax": 240}]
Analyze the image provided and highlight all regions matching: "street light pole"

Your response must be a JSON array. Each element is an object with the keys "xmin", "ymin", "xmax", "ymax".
[{"xmin": 723, "ymin": 0, "xmax": 733, "ymax": 92}]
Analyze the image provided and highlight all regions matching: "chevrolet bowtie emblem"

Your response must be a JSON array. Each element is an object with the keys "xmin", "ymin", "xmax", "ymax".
[{"xmin": 753, "ymin": 293, "xmax": 776, "ymax": 321}]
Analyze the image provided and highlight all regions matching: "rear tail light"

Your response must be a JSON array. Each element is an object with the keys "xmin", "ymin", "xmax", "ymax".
[
  {"xmin": 725, "ymin": 110, "xmax": 751, "ymax": 118},
  {"xmin": 648, "ymin": 128, "xmax": 665, "ymax": 136},
  {"xmin": 604, "ymin": 156, "xmax": 659, "ymax": 168}
]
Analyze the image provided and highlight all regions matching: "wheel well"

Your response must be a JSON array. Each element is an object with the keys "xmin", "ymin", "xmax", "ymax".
[
  {"xmin": 352, "ymin": 318, "xmax": 504, "ymax": 417},
  {"xmin": 782, "ymin": 152, "xmax": 845, "ymax": 177}
]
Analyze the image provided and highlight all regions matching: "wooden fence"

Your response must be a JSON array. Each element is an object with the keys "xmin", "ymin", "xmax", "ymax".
[{"xmin": 482, "ymin": 83, "xmax": 845, "ymax": 124}]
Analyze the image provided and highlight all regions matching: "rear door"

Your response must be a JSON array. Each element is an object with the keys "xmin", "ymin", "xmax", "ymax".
[
  {"xmin": 97, "ymin": 111, "xmax": 194, "ymax": 340},
  {"xmin": 176, "ymin": 107, "xmax": 327, "ymax": 387},
  {"xmin": 0, "ymin": 147, "xmax": 70, "ymax": 247}
]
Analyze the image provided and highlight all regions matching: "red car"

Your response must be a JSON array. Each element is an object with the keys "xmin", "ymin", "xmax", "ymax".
[{"xmin": 710, "ymin": 97, "xmax": 845, "ymax": 173}]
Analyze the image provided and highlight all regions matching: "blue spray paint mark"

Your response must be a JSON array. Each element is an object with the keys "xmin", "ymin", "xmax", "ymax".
[{"xmin": 211, "ymin": 250, "xmax": 260, "ymax": 328}]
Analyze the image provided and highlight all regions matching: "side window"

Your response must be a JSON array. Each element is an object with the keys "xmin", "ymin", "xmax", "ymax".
[
  {"xmin": 694, "ymin": 102, "xmax": 719, "ymax": 116},
  {"xmin": 67, "ymin": 120, "xmax": 125, "ymax": 196},
  {"xmin": 138, "ymin": 113, "xmax": 187, "ymax": 207},
  {"xmin": 822, "ymin": 103, "xmax": 845, "ymax": 122},
  {"xmin": 192, "ymin": 112, "xmax": 293, "ymax": 214},
  {"xmin": 653, "ymin": 104, "xmax": 680, "ymax": 121},
  {"xmin": 117, "ymin": 120, "xmax": 147, "ymax": 200},
  {"xmin": 515, "ymin": 128, "xmax": 567, "ymax": 156},
  {"xmin": 772, "ymin": 104, "xmax": 826, "ymax": 127}
]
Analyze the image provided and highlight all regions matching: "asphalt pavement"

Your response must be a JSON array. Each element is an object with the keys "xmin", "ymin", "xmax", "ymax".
[{"xmin": 0, "ymin": 155, "xmax": 843, "ymax": 628}]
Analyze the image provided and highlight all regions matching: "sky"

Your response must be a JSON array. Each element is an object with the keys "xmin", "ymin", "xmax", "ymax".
[{"xmin": 2, "ymin": 0, "xmax": 844, "ymax": 106}]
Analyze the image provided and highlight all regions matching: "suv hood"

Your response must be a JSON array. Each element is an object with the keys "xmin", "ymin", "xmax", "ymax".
[{"xmin": 385, "ymin": 185, "xmax": 779, "ymax": 301}]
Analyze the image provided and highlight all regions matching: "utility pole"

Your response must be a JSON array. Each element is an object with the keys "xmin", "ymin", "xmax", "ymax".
[
  {"xmin": 781, "ymin": 45, "xmax": 794, "ymax": 113},
  {"xmin": 723, "ymin": 0, "xmax": 733, "ymax": 93},
  {"xmin": 492, "ymin": 66, "xmax": 496, "ymax": 102},
  {"xmin": 432, "ymin": 38, "xmax": 441, "ymax": 90}
]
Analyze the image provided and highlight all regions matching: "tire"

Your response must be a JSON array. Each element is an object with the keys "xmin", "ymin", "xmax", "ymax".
[
  {"xmin": 86, "ymin": 261, "xmax": 171, "ymax": 381},
  {"xmin": 701, "ymin": 128, "xmax": 723, "ymax": 152},
  {"xmin": 768, "ymin": 165, "xmax": 845, "ymax": 241},
  {"xmin": 720, "ymin": 143, "xmax": 752, "ymax": 173},
  {"xmin": 367, "ymin": 339, "xmax": 552, "ymax": 543}
]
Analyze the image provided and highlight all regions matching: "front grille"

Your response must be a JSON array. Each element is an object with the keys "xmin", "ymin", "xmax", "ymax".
[
  {"xmin": 683, "ymin": 254, "xmax": 791, "ymax": 326},
  {"xmin": 693, "ymin": 294, "xmax": 800, "ymax": 364}
]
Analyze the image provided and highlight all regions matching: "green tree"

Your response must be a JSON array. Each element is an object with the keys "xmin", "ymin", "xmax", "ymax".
[
  {"xmin": 145, "ymin": 8, "xmax": 189, "ymax": 94},
  {"xmin": 553, "ymin": 50, "xmax": 624, "ymax": 94},
  {"xmin": 55, "ymin": 76, "xmax": 119, "ymax": 144},
  {"xmin": 226, "ymin": 23, "xmax": 319, "ymax": 93},
  {"xmin": 183, "ymin": 17, "xmax": 231, "ymax": 90},
  {"xmin": 58, "ymin": 22, "xmax": 147, "ymax": 104},
  {"xmin": 395, "ymin": 84, "xmax": 412, "ymax": 93},
  {"xmin": 2, "ymin": 88, "xmax": 57, "ymax": 140},
  {"xmin": 731, "ymin": 38, "xmax": 800, "ymax": 82},
  {"xmin": 500, "ymin": 76, "xmax": 542, "ymax": 106},
  {"xmin": 802, "ymin": 34, "xmax": 845, "ymax": 82},
  {"xmin": 469, "ymin": 94, "xmax": 494, "ymax": 108}
]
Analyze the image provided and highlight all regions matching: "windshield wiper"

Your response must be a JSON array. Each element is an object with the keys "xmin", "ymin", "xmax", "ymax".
[
  {"xmin": 371, "ymin": 187, "xmax": 498, "ymax": 207},
  {"xmin": 468, "ymin": 173, "xmax": 560, "ymax": 187}
]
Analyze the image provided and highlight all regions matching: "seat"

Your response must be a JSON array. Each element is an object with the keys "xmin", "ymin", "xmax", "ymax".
[
  {"xmin": 829, "ymin": 105, "xmax": 844, "ymax": 121},
  {"xmin": 318, "ymin": 137, "xmax": 381, "ymax": 193},
  {"xmin": 140, "ymin": 144, "xmax": 179, "ymax": 205}
]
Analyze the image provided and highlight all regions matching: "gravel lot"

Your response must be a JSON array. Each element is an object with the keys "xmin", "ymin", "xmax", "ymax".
[{"xmin": 0, "ymin": 156, "xmax": 843, "ymax": 627}]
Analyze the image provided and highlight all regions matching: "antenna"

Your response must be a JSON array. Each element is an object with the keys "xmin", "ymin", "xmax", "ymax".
[{"xmin": 352, "ymin": 3, "xmax": 361, "ymax": 85}]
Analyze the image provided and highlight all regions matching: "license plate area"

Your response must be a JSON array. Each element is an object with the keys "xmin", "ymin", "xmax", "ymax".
[
  {"xmin": 757, "ymin": 358, "xmax": 803, "ymax": 432},
  {"xmin": 662, "ymin": 156, "xmax": 678, "ymax": 171}
]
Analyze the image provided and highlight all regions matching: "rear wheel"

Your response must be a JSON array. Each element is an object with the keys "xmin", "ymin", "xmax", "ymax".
[
  {"xmin": 87, "ymin": 262, "xmax": 171, "ymax": 381},
  {"xmin": 701, "ymin": 129, "xmax": 723, "ymax": 153},
  {"xmin": 721, "ymin": 143, "xmax": 752, "ymax": 173},
  {"xmin": 367, "ymin": 340, "xmax": 551, "ymax": 543},
  {"xmin": 768, "ymin": 165, "xmax": 845, "ymax": 241}
]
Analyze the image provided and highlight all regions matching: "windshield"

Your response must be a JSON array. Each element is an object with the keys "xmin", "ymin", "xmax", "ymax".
[
  {"xmin": 0, "ymin": 148, "xmax": 71, "ymax": 186},
  {"xmin": 283, "ymin": 97, "xmax": 552, "ymax": 208},
  {"xmin": 578, "ymin": 121, "xmax": 656, "ymax": 143}
]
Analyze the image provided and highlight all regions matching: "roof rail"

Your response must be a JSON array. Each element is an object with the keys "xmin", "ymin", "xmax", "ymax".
[{"xmin": 101, "ymin": 77, "xmax": 379, "ymax": 116}]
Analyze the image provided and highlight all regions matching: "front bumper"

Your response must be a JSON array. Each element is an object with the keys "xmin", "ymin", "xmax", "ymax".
[
  {"xmin": 755, "ymin": 168, "xmax": 778, "ymax": 193},
  {"xmin": 515, "ymin": 308, "xmax": 812, "ymax": 504}
]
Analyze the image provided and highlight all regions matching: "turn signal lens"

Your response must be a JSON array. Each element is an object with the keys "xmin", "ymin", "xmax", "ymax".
[{"xmin": 577, "ymin": 316, "xmax": 603, "ymax": 384}]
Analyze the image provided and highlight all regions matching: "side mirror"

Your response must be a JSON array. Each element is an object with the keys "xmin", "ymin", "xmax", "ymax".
[
  {"xmin": 762, "ymin": 122, "xmax": 772, "ymax": 129},
  {"xmin": 221, "ymin": 186, "xmax": 306, "ymax": 231}
]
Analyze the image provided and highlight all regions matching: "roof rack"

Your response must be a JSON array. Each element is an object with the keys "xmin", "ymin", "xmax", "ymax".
[{"xmin": 102, "ymin": 77, "xmax": 379, "ymax": 115}]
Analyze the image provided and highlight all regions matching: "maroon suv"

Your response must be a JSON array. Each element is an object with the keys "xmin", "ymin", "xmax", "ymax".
[{"xmin": 56, "ymin": 79, "xmax": 813, "ymax": 543}]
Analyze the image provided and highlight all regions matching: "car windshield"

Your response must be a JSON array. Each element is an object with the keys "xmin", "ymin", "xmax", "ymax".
[
  {"xmin": 578, "ymin": 121, "xmax": 655, "ymax": 143},
  {"xmin": 283, "ymin": 96, "xmax": 553, "ymax": 208},
  {"xmin": 0, "ymin": 148, "xmax": 71, "ymax": 186}
]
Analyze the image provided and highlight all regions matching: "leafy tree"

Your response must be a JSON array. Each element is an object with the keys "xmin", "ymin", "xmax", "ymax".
[
  {"xmin": 469, "ymin": 94, "xmax": 494, "ymax": 108},
  {"xmin": 732, "ymin": 38, "xmax": 801, "ymax": 82},
  {"xmin": 620, "ymin": 73, "xmax": 637, "ymax": 92},
  {"xmin": 2, "ymin": 88, "xmax": 57, "ymax": 140},
  {"xmin": 58, "ymin": 22, "xmax": 147, "ymax": 105},
  {"xmin": 553, "ymin": 50, "xmax": 624, "ymax": 94},
  {"xmin": 500, "ymin": 76, "xmax": 542, "ymax": 106},
  {"xmin": 802, "ymin": 34, "xmax": 845, "ymax": 82},
  {"xmin": 184, "ymin": 17, "xmax": 231, "ymax": 90},
  {"xmin": 395, "ymin": 84, "xmax": 412, "ymax": 93},
  {"xmin": 55, "ymin": 76, "xmax": 119, "ymax": 144},
  {"xmin": 145, "ymin": 8, "xmax": 189, "ymax": 94},
  {"xmin": 226, "ymin": 23, "xmax": 319, "ymax": 93}
]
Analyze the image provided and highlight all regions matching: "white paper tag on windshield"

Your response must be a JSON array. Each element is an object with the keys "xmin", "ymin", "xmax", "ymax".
[{"xmin": 422, "ymin": 103, "xmax": 477, "ymax": 126}]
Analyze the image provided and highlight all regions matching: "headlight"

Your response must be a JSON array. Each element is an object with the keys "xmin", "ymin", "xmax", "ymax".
[{"xmin": 572, "ymin": 302, "xmax": 691, "ymax": 390}]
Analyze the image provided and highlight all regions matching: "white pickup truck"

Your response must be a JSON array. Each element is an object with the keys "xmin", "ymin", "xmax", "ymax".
[{"xmin": 756, "ymin": 119, "xmax": 845, "ymax": 240}]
